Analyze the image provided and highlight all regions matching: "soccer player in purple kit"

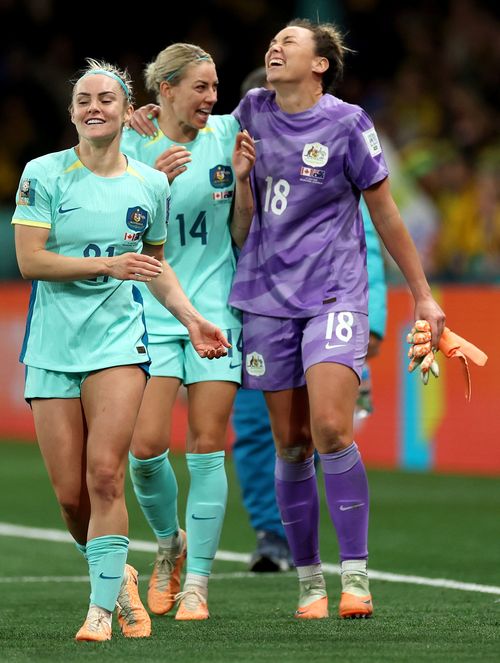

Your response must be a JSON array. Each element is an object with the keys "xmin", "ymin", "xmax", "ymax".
[{"xmin": 229, "ymin": 19, "xmax": 446, "ymax": 619}]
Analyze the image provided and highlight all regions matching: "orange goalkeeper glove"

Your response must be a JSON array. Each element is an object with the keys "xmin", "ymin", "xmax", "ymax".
[
  {"xmin": 407, "ymin": 320, "xmax": 488, "ymax": 400},
  {"xmin": 406, "ymin": 320, "xmax": 439, "ymax": 385}
]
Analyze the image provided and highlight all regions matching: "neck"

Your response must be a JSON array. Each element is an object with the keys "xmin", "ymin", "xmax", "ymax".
[
  {"xmin": 274, "ymin": 80, "xmax": 324, "ymax": 114},
  {"xmin": 76, "ymin": 136, "xmax": 126, "ymax": 177},
  {"xmin": 158, "ymin": 107, "xmax": 198, "ymax": 143}
]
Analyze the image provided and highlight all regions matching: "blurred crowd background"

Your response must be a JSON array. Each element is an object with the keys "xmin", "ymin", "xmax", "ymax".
[{"xmin": 0, "ymin": 0, "xmax": 499, "ymax": 283}]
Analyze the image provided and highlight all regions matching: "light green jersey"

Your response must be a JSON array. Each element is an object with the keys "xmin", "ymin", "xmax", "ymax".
[
  {"xmin": 121, "ymin": 115, "xmax": 241, "ymax": 336},
  {"xmin": 12, "ymin": 147, "xmax": 169, "ymax": 372}
]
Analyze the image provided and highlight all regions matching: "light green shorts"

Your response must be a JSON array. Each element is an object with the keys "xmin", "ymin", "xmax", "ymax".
[
  {"xmin": 24, "ymin": 365, "xmax": 92, "ymax": 400},
  {"xmin": 24, "ymin": 363, "xmax": 150, "ymax": 400},
  {"xmin": 148, "ymin": 327, "xmax": 242, "ymax": 385}
]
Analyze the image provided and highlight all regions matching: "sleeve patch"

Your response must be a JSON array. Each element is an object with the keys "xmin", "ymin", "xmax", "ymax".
[
  {"xmin": 18, "ymin": 178, "xmax": 37, "ymax": 206},
  {"xmin": 362, "ymin": 128, "xmax": 382, "ymax": 158}
]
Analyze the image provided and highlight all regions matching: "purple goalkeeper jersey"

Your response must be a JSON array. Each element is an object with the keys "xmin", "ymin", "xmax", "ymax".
[{"xmin": 229, "ymin": 89, "xmax": 389, "ymax": 318}]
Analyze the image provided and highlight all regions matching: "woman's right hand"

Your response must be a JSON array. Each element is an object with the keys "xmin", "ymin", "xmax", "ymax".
[
  {"xmin": 154, "ymin": 145, "xmax": 192, "ymax": 183},
  {"xmin": 128, "ymin": 103, "xmax": 160, "ymax": 137},
  {"xmin": 107, "ymin": 252, "xmax": 163, "ymax": 282}
]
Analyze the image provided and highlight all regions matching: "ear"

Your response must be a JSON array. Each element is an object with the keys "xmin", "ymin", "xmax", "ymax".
[
  {"xmin": 312, "ymin": 57, "xmax": 329, "ymax": 75},
  {"xmin": 159, "ymin": 80, "xmax": 173, "ymax": 99},
  {"xmin": 123, "ymin": 103, "xmax": 134, "ymax": 125}
]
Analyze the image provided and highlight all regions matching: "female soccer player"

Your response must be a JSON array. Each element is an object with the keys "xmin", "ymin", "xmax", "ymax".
[
  {"xmin": 228, "ymin": 19, "xmax": 445, "ymax": 620},
  {"xmin": 12, "ymin": 59, "xmax": 229, "ymax": 641},
  {"xmin": 129, "ymin": 20, "xmax": 443, "ymax": 621},
  {"xmin": 121, "ymin": 43, "xmax": 254, "ymax": 620}
]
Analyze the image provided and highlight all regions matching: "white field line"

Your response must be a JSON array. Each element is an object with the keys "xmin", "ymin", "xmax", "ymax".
[{"xmin": 2, "ymin": 522, "xmax": 500, "ymax": 596}]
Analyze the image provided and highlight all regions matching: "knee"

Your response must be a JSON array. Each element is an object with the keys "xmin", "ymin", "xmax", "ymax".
[
  {"xmin": 87, "ymin": 465, "xmax": 124, "ymax": 503},
  {"xmin": 131, "ymin": 432, "xmax": 169, "ymax": 460},
  {"xmin": 312, "ymin": 417, "xmax": 349, "ymax": 454}
]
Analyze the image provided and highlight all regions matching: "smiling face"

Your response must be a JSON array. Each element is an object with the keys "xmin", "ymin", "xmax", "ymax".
[
  {"xmin": 161, "ymin": 61, "xmax": 218, "ymax": 132},
  {"xmin": 71, "ymin": 74, "xmax": 132, "ymax": 145},
  {"xmin": 265, "ymin": 26, "xmax": 322, "ymax": 87}
]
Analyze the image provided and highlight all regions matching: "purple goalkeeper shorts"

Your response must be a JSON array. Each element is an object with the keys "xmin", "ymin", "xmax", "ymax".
[{"xmin": 242, "ymin": 310, "xmax": 369, "ymax": 391}]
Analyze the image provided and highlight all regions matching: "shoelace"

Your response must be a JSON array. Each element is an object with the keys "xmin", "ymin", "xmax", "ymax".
[
  {"xmin": 86, "ymin": 611, "xmax": 111, "ymax": 632},
  {"xmin": 151, "ymin": 553, "xmax": 177, "ymax": 593},
  {"xmin": 175, "ymin": 589, "xmax": 205, "ymax": 611},
  {"xmin": 116, "ymin": 574, "xmax": 137, "ymax": 625}
]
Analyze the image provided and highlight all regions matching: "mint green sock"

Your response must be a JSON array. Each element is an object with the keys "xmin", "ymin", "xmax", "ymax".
[
  {"xmin": 186, "ymin": 451, "xmax": 227, "ymax": 576},
  {"xmin": 129, "ymin": 450, "xmax": 179, "ymax": 538},
  {"xmin": 87, "ymin": 535, "xmax": 128, "ymax": 612}
]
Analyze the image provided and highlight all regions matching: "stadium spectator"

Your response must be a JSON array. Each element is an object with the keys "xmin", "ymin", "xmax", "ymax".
[
  {"xmin": 122, "ymin": 43, "xmax": 255, "ymax": 621},
  {"xmin": 228, "ymin": 18, "xmax": 445, "ymax": 620},
  {"xmin": 11, "ymin": 59, "xmax": 229, "ymax": 641}
]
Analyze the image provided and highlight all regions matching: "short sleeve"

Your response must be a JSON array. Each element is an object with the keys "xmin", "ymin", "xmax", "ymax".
[
  {"xmin": 345, "ymin": 110, "xmax": 389, "ymax": 191},
  {"xmin": 143, "ymin": 174, "xmax": 169, "ymax": 246},
  {"xmin": 11, "ymin": 162, "xmax": 52, "ymax": 229}
]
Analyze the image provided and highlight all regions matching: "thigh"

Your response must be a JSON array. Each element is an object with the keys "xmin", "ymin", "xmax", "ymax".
[
  {"xmin": 81, "ymin": 365, "xmax": 146, "ymax": 469},
  {"xmin": 186, "ymin": 380, "xmax": 238, "ymax": 453},
  {"xmin": 130, "ymin": 375, "xmax": 181, "ymax": 457},
  {"xmin": 31, "ymin": 397, "xmax": 86, "ymax": 499},
  {"xmin": 184, "ymin": 326, "xmax": 243, "ymax": 386},
  {"xmin": 242, "ymin": 312, "xmax": 305, "ymax": 391},
  {"xmin": 306, "ymin": 362, "xmax": 360, "ymax": 451}
]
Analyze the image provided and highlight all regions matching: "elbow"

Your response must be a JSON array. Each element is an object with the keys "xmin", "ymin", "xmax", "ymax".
[
  {"xmin": 17, "ymin": 266, "xmax": 30, "ymax": 280},
  {"xmin": 16, "ymin": 260, "xmax": 35, "ymax": 280}
]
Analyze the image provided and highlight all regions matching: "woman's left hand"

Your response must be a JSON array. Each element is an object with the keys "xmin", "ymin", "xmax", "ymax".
[{"xmin": 233, "ymin": 130, "xmax": 256, "ymax": 182}]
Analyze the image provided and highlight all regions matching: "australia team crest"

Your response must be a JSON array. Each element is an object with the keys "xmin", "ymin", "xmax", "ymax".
[
  {"xmin": 209, "ymin": 165, "xmax": 233, "ymax": 189},
  {"xmin": 302, "ymin": 143, "xmax": 328, "ymax": 167},
  {"xmin": 246, "ymin": 351, "xmax": 266, "ymax": 377},
  {"xmin": 126, "ymin": 206, "xmax": 148, "ymax": 232}
]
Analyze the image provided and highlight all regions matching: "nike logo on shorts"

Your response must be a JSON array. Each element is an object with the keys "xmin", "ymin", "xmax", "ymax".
[{"xmin": 325, "ymin": 342, "xmax": 345, "ymax": 350}]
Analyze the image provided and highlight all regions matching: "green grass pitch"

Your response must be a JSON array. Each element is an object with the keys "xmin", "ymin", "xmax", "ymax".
[{"xmin": 0, "ymin": 441, "xmax": 499, "ymax": 662}]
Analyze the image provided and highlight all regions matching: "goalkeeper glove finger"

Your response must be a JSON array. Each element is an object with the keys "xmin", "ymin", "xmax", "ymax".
[{"xmin": 417, "ymin": 349, "xmax": 440, "ymax": 384}]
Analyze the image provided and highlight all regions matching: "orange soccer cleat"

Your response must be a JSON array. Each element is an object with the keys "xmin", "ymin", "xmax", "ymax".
[
  {"xmin": 175, "ymin": 589, "xmax": 210, "ymax": 621},
  {"xmin": 75, "ymin": 605, "xmax": 112, "ymax": 642},
  {"xmin": 148, "ymin": 530, "xmax": 187, "ymax": 615},
  {"xmin": 294, "ymin": 575, "xmax": 329, "ymax": 619},
  {"xmin": 116, "ymin": 564, "xmax": 151, "ymax": 638}
]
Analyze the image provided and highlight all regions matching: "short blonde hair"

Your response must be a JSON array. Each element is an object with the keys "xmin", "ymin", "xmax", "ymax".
[
  {"xmin": 72, "ymin": 58, "xmax": 133, "ymax": 104},
  {"xmin": 144, "ymin": 43, "xmax": 213, "ymax": 98}
]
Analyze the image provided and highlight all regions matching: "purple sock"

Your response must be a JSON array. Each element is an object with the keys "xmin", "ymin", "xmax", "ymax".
[
  {"xmin": 275, "ymin": 455, "xmax": 320, "ymax": 566},
  {"xmin": 319, "ymin": 443, "xmax": 369, "ymax": 561}
]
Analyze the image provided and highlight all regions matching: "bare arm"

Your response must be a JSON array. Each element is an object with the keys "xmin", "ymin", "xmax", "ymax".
[
  {"xmin": 142, "ymin": 243, "xmax": 230, "ymax": 358},
  {"xmin": 15, "ymin": 225, "xmax": 163, "ymax": 282},
  {"xmin": 230, "ymin": 130, "xmax": 256, "ymax": 249},
  {"xmin": 363, "ymin": 178, "xmax": 445, "ymax": 346}
]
